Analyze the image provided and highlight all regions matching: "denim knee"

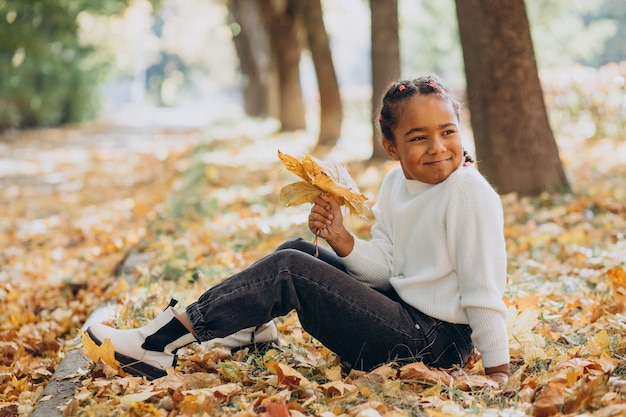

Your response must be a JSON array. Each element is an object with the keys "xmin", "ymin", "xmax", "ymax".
[
  {"xmin": 276, "ymin": 238, "xmax": 347, "ymax": 272},
  {"xmin": 276, "ymin": 238, "xmax": 313, "ymax": 253}
]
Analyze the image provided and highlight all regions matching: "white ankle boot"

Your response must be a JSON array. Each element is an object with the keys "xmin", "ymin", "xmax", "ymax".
[
  {"xmin": 86, "ymin": 306, "xmax": 197, "ymax": 380},
  {"xmin": 202, "ymin": 321, "xmax": 278, "ymax": 351}
]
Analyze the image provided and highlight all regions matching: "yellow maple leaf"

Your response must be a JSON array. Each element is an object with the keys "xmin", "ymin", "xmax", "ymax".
[
  {"xmin": 278, "ymin": 150, "xmax": 368, "ymax": 216},
  {"xmin": 80, "ymin": 329, "xmax": 122, "ymax": 371}
]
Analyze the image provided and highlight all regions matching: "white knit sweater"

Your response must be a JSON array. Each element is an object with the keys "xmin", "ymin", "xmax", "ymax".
[{"xmin": 342, "ymin": 164, "xmax": 509, "ymax": 368}]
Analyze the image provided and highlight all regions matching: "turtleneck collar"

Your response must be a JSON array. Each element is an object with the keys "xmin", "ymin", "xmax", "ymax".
[{"xmin": 402, "ymin": 159, "xmax": 465, "ymax": 196}]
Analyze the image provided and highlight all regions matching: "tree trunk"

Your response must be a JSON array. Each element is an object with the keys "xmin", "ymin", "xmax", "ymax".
[
  {"xmin": 258, "ymin": 0, "xmax": 306, "ymax": 131},
  {"xmin": 227, "ymin": 0, "xmax": 272, "ymax": 117},
  {"xmin": 455, "ymin": 0, "xmax": 570, "ymax": 196},
  {"xmin": 298, "ymin": 0, "xmax": 343, "ymax": 152},
  {"xmin": 370, "ymin": 0, "xmax": 400, "ymax": 161}
]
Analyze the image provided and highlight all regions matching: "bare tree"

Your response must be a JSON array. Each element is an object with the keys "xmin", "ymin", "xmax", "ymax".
[
  {"xmin": 298, "ymin": 0, "xmax": 343, "ymax": 151},
  {"xmin": 257, "ymin": 0, "xmax": 306, "ymax": 131},
  {"xmin": 370, "ymin": 0, "xmax": 400, "ymax": 160},
  {"xmin": 455, "ymin": 0, "xmax": 570, "ymax": 195},
  {"xmin": 227, "ymin": 0, "xmax": 275, "ymax": 117}
]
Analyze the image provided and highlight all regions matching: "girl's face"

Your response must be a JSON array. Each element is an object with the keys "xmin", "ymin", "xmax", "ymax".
[{"xmin": 383, "ymin": 94, "xmax": 463, "ymax": 184}]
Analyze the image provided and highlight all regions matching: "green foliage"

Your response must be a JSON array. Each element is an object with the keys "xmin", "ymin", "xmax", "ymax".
[
  {"xmin": 525, "ymin": 0, "xmax": 619, "ymax": 68},
  {"xmin": 587, "ymin": 0, "xmax": 626, "ymax": 66},
  {"xmin": 399, "ymin": 0, "xmax": 465, "ymax": 88},
  {"xmin": 0, "ymin": 0, "xmax": 140, "ymax": 130},
  {"xmin": 398, "ymin": 0, "xmax": 624, "ymax": 85}
]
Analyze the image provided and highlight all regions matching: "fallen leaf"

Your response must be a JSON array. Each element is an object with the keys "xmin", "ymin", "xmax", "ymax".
[
  {"xmin": 398, "ymin": 362, "xmax": 453, "ymax": 386},
  {"xmin": 453, "ymin": 374, "xmax": 499, "ymax": 391},
  {"xmin": 259, "ymin": 400, "xmax": 290, "ymax": 417},
  {"xmin": 323, "ymin": 365, "xmax": 344, "ymax": 381},
  {"xmin": 183, "ymin": 383, "xmax": 242, "ymax": 400},
  {"xmin": 268, "ymin": 362, "xmax": 315, "ymax": 388},
  {"xmin": 319, "ymin": 381, "xmax": 357, "ymax": 397},
  {"xmin": 119, "ymin": 390, "xmax": 159, "ymax": 406},
  {"xmin": 532, "ymin": 381, "xmax": 566, "ymax": 417},
  {"xmin": 80, "ymin": 329, "xmax": 122, "ymax": 372}
]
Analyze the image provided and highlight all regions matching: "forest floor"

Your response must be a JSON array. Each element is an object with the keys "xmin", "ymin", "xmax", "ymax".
[{"xmin": 1, "ymin": 107, "xmax": 626, "ymax": 417}]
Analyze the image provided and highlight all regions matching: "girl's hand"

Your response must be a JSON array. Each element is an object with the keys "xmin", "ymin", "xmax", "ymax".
[
  {"xmin": 487, "ymin": 372, "xmax": 509, "ymax": 385},
  {"xmin": 309, "ymin": 194, "xmax": 342, "ymax": 237},
  {"xmin": 485, "ymin": 363, "xmax": 510, "ymax": 386},
  {"xmin": 308, "ymin": 194, "xmax": 354, "ymax": 256}
]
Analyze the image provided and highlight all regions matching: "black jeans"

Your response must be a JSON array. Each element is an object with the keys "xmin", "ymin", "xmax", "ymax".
[{"xmin": 186, "ymin": 238, "xmax": 473, "ymax": 370}]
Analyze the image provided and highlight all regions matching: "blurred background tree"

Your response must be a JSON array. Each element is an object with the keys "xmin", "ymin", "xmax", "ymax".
[
  {"xmin": 1, "ymin": 0, "xmax": 624, "ymax": 196},
  {"xmin": 0, "ymin": 0, "xmax": 162, "ymax": 129},
  {"xmin": 2, "ymin": 0, "xmax": 622, "ymax": 130}
]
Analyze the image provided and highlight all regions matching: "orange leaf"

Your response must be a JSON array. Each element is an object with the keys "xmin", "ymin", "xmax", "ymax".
[
  {"xmin": 607, "ymin": 267, "xmax": 626, "ymax": 310},
  {"xmin": 607, "ymin": 266, "xmax": 626, "ymax": 289},
  {"xmin": 259, "ymin": 400, "xmax": 290, "ymax": 417},
  {"xmin": 532, "ymin": 381, "xmax": 566, "ymax": 417}
]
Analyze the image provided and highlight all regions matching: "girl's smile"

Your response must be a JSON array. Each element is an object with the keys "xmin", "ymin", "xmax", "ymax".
[{"xmin": 383, "ymin": 95, "xmax": 463, "ymax": 184}]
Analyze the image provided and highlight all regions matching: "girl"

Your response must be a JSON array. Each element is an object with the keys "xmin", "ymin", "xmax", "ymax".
[{"xmin": 87, "ymin": 75, "xmax": 510, "ymax": 384}]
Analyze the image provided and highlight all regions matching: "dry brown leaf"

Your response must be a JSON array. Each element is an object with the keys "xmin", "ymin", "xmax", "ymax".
[
  {"xmin": 259, "ymin": 399, "xmax": 290, "ymax": 417},
  {"xmin": 398, "ymin": 362, "xmax": 453, "ymax": 386},
  {"xmin": 323, "ymin": 365, "xmax": 344, "ymax": 381},
  {"xmin": 319, "ymin": 381, "xmax": 357, "ymax": 397},
  {"xmin": 346, "ymin": 400, "xmax": 387, "ymax": 416},
  {"xmin": 268, "ymin": 362, "xmax": 315, "ymax": 388},
  {"xmin": 452, "ymin": 374, "xmax": 499, "ymax": 391},
  {"xmin": 183, "ymin": 383, "xmax": 242, "ymax": 400},
  {"xmin": 366, "ymin": 363, "xmax": 397, "ymax": 381},
  {"xmin": 532, "ymin": 381, "xmax": 566, "ymax": 417},
  {"xmin": 119, "ymin": 390, "xmax": 159, "ymax": 407},
  {"xmin": 278, "ymin": 150, "xmax": 368, "ymax": 216}
]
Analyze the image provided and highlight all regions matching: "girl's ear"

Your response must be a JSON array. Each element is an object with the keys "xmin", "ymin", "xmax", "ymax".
[{"xmin": 382, "ymin": 139, "xmax": 400, "ymax": 161}]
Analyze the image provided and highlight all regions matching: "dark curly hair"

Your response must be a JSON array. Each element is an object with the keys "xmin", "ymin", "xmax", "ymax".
[{"xmin": 377, "ymin": 74, "xmax": 473, "ymax": 164}]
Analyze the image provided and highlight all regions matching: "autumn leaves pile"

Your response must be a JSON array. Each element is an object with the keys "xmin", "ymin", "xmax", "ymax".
[{"xmin": 2, "ymin": 126, "xmax": 626, "ymax": 416}]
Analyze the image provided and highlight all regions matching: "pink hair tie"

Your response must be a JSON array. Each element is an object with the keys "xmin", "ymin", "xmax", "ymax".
[
  {"xmin": 378, "ymin": 114, "xmax": 383, "ymax": 121},
  {"xmin": 428, "ymin": 81, "xmax": 436, "ymax": 88},
  {"xmin": 398, "ymin": 85, "xmax": 405, "ymax": 92}
]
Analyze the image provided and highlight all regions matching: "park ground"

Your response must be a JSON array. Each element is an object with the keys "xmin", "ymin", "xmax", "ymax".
[{"xmin": 1, "ymin": 98, "xmax": 626, "ymax": 416}]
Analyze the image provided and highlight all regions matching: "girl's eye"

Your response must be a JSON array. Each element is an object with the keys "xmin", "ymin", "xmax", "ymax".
[
  {"xmin": 411, "ymin": 136, "xmax": 427, "ymax": 142},
  {"xmin": 442, "ymin": 129, "xmax": 456, "ymax": 136}
]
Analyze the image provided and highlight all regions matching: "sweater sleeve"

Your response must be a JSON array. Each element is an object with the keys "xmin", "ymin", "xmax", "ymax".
[
  {"xmin": 341, "ymin": 173, "xmax": 395, "ymax": 290},
  {"xmin": 447, "ymin": 175, "xmax": 510, "ymax": 368}
]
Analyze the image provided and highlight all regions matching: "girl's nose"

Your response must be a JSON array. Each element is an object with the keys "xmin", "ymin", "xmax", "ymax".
[{"xmin": 428, "ymin": 136, "xmax": 446, "ymax": 153}]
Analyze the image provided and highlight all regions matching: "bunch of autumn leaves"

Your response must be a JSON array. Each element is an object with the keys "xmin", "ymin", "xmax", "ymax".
[{"xmin": 277, "ymin": 150, "xmax": 368, "ymax": 217}]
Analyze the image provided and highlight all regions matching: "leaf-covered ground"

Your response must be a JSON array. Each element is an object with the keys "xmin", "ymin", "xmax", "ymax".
[{"xmin": 1, "ymin": 114, "xmax": 625, "ymax": 417}]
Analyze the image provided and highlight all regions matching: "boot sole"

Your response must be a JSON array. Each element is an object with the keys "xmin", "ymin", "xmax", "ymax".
[{"xmin": 86, "ymin": 329, "xmax": 168, "ymax": 380}]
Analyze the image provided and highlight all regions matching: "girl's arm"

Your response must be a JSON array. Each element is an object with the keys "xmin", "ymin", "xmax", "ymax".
[{"xmin": 448, "ymin": 176, "xmax": 510, "ymax": 373}]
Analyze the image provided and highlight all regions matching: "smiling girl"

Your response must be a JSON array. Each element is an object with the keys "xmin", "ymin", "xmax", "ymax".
[{"xmin": 87, "ymin": 75, "xmax": 510, "ymax": 384}]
